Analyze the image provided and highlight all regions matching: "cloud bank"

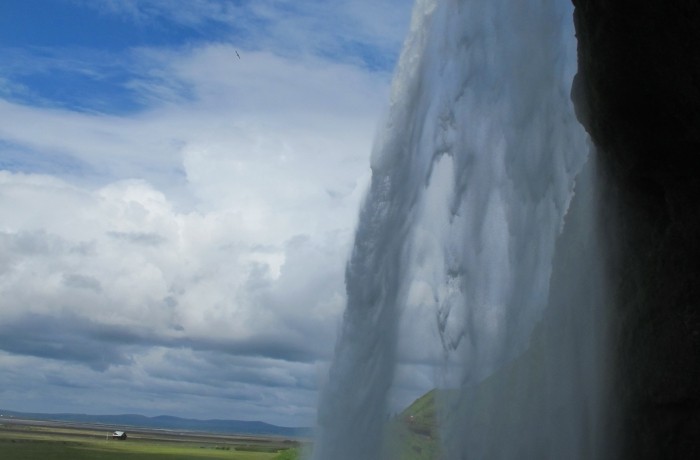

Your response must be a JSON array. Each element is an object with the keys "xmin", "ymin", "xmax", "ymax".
[{"xmin": 0, "ymin": 0, "xmax": 421, "ymax": 426}]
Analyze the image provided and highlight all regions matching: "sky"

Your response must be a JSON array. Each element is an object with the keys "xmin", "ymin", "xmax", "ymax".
[{"xmin": 0, "ymin": 0, "xmax": 420, "ymax": 427}]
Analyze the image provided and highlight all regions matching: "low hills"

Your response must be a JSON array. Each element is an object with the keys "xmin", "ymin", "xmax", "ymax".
[{"xmin": 0, "ymin": 408, "xmax": 310, "ymax": 438}]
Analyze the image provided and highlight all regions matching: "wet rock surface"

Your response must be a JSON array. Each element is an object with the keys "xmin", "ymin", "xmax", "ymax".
[{"xmin": 572, "ymin": 1, "xmax": 700, "ymax": 458}]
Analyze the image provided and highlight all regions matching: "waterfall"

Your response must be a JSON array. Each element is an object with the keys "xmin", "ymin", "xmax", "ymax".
[{"xmin": 313, "ymin": 0, "xmax": 610, "ymax": 458}]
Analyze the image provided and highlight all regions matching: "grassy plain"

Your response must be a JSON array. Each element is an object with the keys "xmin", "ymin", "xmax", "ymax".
[
  {"xmin": 0, "ymin": 421, "xmax": 299, "ymax": 460},
  {"xmin": 0, "ymin": 389, "xmax": 439, "ymax": 460}
]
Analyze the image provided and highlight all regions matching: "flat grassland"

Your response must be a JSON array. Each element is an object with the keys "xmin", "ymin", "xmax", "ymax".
[{"xmin": 0, "ymin": 419, "xmax": 301, "ymax": 460}]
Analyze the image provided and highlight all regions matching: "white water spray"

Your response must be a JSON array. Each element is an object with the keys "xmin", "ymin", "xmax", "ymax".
[{"xmin": 313, "ymin": 0, "xmax": 609, "ymax": 458}]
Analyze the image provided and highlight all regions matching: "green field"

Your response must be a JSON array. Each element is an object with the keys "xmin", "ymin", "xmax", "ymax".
[
  {"xmin": 0, "ymin": 422, "xmax": 300, "ymax": 460},
  {"xmin": 0, "ymin": 389, "xmax": 440, "ymax": 460}
]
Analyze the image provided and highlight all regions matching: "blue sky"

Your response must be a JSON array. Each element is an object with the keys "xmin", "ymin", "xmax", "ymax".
[
  {"xmin": 0, "ymin": 1, "xmax": 406, "ymax": 114},
  {"xmin": 0, "ymin": 0, "xmax": 420, "ymax": 426}
]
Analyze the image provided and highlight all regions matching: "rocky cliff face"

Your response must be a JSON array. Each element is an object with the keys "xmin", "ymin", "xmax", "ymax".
[{"xmin": 571, "ymin": 1, "xmax": 700, "ymax": 458}]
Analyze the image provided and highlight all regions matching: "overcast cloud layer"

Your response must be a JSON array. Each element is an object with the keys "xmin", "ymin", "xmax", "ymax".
[{"xmin": 0, "ymin": 0, "xmax": 421, "ymax": 426}]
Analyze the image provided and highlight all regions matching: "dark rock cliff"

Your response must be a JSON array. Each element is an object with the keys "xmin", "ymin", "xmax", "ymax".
[{"xmin": 571, "ymin": 1, "xmax": 700, "ymax": 458}]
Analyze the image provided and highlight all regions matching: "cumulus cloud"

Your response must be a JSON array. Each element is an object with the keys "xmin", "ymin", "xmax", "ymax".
[
  {"xmin": 0, "ymin": 161, "xmax": 353, "ymax": 357},
  {"xmin": 0, "ymin": 41, "xmax": 391, "ymax": 423},
  {"xmin": 63, "ymin": 273, "xmax": 103, "ymax": 291},
  {"xmin": 0, "ymin": 0, "xmax": 425, "ymax": 426}
]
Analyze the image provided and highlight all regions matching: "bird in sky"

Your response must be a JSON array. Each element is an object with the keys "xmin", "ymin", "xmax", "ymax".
[{"xmin": 236, "ymin": 50, "xmax": 241, "ymax": 59}]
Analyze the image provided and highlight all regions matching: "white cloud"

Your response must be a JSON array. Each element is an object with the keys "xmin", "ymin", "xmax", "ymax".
[
  {"xmin": 79, "ymin": 0, "xmax": 412, "ymax": 66},
  {"xmin": 0, "ymin": 36, "xmax": 399, "ymax": 424},
  {"xmin": 0, "ymin": 166, "xmax": 349, "ymax": 423},
  {"xmin": 0, "ymin": 46, "xmax": 384, "ymax": 196},
  {"xmin": 0, "ymin": 0, "xmax": 429, "ymax": 427}
]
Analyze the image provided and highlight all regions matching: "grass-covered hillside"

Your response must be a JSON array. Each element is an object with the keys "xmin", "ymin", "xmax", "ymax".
[{"xmin": 384, "ymin": 389, "xmax": 440, "ymax": 460}]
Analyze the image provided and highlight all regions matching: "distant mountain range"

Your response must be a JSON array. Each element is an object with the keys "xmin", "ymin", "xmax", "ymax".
[{"xmin": 0, "ymin": 408, "xmax": 311, "ymax": 438}]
